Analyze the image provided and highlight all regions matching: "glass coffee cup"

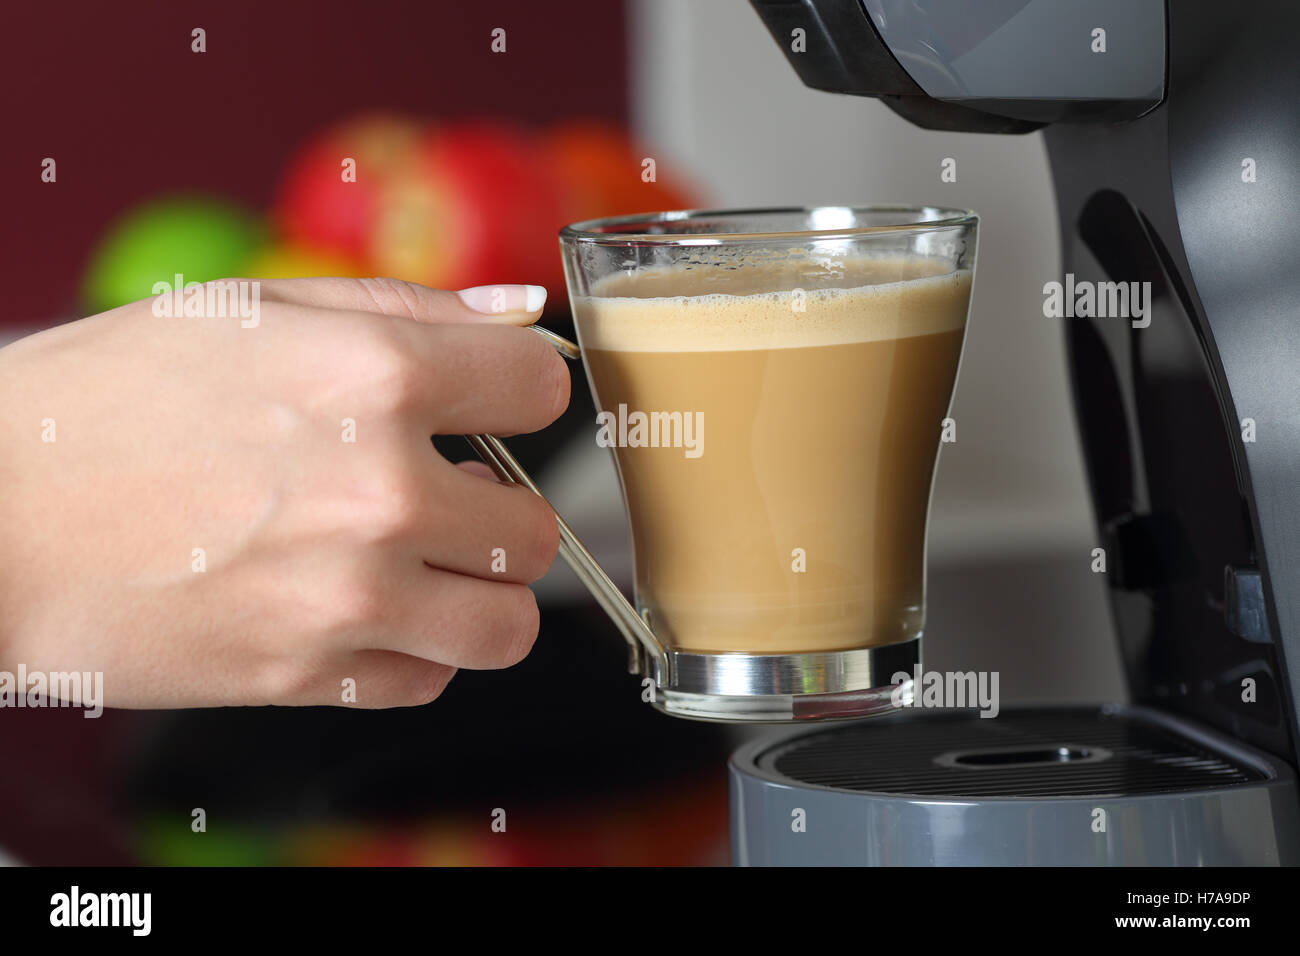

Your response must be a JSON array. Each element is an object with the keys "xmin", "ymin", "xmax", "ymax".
[{"xmin": 474, "ymin": 207, "xmax": 976, "ymax": 721}]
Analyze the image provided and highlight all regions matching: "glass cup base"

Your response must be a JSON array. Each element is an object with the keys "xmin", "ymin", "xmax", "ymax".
[{"xmin": 646, "ymin": 637, "xmax": 920, "ymax": 723}]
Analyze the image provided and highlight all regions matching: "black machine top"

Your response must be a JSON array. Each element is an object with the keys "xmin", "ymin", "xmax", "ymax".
[
  {"xmin": 761, "ymin": 708, "xmax": 1270, "ymax": 798},
  {"xmin": 751, "ymin": 0, "xmax": 1164, "ymax": 130}
]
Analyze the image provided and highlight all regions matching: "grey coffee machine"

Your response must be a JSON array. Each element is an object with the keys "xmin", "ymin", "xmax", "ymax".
[{"xmin": 730, "ymin": 0, "xmax": 1300, "ymax": 865}]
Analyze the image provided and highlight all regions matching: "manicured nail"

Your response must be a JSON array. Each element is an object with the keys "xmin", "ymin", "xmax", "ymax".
[{"xmin": 456, "ymin": 284, "xmax": 547, "ymax": 315}]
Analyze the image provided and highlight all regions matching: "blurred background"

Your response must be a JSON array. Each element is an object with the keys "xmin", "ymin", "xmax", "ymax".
[{"xmin": 0, "ymin": 0, "xmax": 1121, "ymax": 865}]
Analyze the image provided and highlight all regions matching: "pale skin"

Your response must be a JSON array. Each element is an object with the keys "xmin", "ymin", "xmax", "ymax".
[{"xmin": 0, "ymin": 277, "xmax": 568, "ymax": 709}]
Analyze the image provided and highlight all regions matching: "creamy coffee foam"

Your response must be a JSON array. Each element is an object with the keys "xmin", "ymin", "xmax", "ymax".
[{"xmin": 576, "ymin": 256, "xmax": 971, "ymax": 352}]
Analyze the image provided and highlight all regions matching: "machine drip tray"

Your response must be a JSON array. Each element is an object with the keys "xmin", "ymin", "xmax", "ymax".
[
  {"xmin": 729, "ymin": 706, "xmax": 1300, "ymax": 865},
  {"xmin": 762, "ymin": 707, "xmax": 1264, "ymax": 798}
]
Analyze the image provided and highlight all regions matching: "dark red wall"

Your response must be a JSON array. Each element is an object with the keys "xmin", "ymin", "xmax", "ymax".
[{"xmin": 1, "ymin": 0, "xmax": 628, "ymax": 325}]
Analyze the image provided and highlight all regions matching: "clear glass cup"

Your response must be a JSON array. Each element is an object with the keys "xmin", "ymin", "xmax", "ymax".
[{"xmin": 554, "ymin": 206, "xmax": 977, "ymax": 720}]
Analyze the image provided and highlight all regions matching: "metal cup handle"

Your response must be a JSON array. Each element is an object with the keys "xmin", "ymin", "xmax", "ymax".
[{"xmin": 465, "ymin": 326, "xmax": 670, "ymax": 684}]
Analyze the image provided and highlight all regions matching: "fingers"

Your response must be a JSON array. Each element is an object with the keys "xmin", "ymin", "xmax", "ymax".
[
  {"xmin": 401, "ymin": 569, "xmax": 541, "ymax": 670},
  {"xmin": 418, "ymin": 459, "xmax": 560, "ymax": 585},
  {"xmin": 249, "ymin": 278, "xmax": 571, "ymax": 436},
  {"xmin": 296, "ymin": 452, "xmax": 555, "ymax": 669},
  {"xmin": 455, "ymin": 459, "xmax": 499, "ymax": 481},
  {"xmin": 345, "ymin": 652, "xmax": 457, "ymax": 709},
  {"xmin": 257, "ymin": 276, "xmax": 547, "ymax": 326},
  {"xmin": 234, "ymin": 278, "xmax": 564, "ymax": 694},
  {"xmin": 259, "ymin": 540, "xmax": 547, "ymax": 703},
  {"xmin": 454, "ymin": 283, "xmax": 547, "ymax": 317},
  {"xmin": 274, "ymin": 650, "xmax": 458, "ymax": 709},
  {"xmin": 265, "ymin": 302, "xmax": 569, "ymax": 437},
  {"xmin": 345, "ymin": 564, "xmax": 541, "ymax": 671},
  {"xmin": 386, "ymin": 319, "xmax": 572, "ymax": 436}
]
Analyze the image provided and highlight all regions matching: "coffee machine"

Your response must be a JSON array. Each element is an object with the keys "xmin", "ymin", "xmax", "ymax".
[{"xmin": 730, "ymin": 0, "xmax": 1300, "ymax": 864}]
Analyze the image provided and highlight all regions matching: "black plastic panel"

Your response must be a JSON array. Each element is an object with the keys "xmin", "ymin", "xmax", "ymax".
[{"xmin": 1044, "ymin": 3, "xmax": 1300, "ymax": 762}]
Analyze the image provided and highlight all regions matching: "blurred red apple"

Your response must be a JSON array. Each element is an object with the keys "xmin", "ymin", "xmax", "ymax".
[
  {"xmin": 376, "ymin": 121, "xmax": 567, "ymax": 293},
  {"xmin": 274, "ymin": 114, "xmax": 425, "ymax": 266}
]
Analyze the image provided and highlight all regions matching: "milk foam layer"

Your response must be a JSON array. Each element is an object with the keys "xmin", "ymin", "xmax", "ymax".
[{"xmin": 575, "ymin": 257, "xmax": 972, "ymax": 352}]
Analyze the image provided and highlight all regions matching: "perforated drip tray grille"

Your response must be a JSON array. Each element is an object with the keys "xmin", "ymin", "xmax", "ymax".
[{"xmin": 761, "ymin": 708, "xmax": 1267, "ymax": 798}]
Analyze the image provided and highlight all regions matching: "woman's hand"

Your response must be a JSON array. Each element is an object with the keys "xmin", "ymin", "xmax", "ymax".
[{"xmin": 0, "ymin": 277, "xmax": 567, "ymax": 709}]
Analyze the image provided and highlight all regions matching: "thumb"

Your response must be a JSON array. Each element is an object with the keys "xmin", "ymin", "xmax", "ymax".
[
  {"xmin": 453, "ymin": 284, "xmax": 548, "ymax": 323},
  {"xmin": 252, "ymin": 276, "xmax": 548, "ymax": 325}
]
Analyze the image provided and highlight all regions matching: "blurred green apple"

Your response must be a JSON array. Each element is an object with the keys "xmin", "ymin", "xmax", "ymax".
[{"xmin": 83, "ymin": 196, "xmax": 264, "ymax": 313}]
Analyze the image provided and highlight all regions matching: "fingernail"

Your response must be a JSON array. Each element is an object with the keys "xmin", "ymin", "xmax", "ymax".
[{"xmin": 456, "ymin": 284, "xmax": 547, "ymax": 315}]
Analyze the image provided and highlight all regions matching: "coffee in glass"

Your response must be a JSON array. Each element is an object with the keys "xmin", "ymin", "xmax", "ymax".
[{"xmin": 496, "ymin": 207, "xmax": 976, "ymax": 721}]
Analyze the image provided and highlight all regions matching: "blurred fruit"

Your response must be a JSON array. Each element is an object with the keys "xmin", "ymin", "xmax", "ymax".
[
  {"xmin": 273, "ymin": 114, "xmax": 425, "ymax": 265},
  {"xmin": 270, "ymin": 114, "xmax": 703, "ymax": 300},
  {"xmin": 137, "ymin": 816, "xmax": 276, "ymax": 866},
  {"xmin": 363, "ymin": 146, "xmax": 458, "ymax": 289},
  {"xmin": 82, "ymin": 197, "xmax": 263, "ymax": 313},
  {"xmin": 243, "ymin": 241, "xmax": 367, "ymax": 280},
  {"xmin": 375, "ymin": 121, "xmax": 566, "ymax": 292},
  {"xmin": 543, "ymin": 119, "xmax": 699, "ymax": 222},
  {"xmin": 330, "ymin": 833, "xmax": 422, "ymax": 867}
]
